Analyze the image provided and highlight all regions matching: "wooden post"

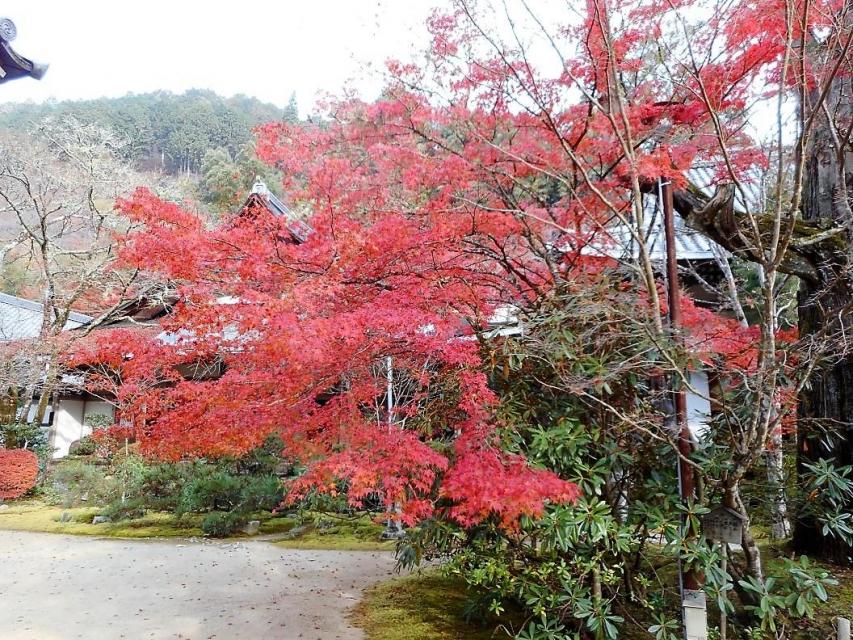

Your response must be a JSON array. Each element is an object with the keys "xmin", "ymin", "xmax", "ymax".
[
  {"xmin": 838, "ymin": 617, "xmax": 851, "ymax": 640},
  {"xmin": 662, "ymin": 178, "xmax": 700, "ymax": 585},
  {"xmin": 662, "ymin": 178, "xmax": 707, "ymax": 640}
]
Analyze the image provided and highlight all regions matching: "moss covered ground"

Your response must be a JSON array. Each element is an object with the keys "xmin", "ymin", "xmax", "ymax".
[
  {"xmin": 0, "ymin": 500, "xmax": 297, "ymax": 538},
  {"xmin": 352, "ymin": 571, "xmax": 520, "ymax": 640},
  {"xmin": 0, "ymin": 500, "xmax": 395, "ymax": 551},
  {"xmin": 271, "ymin": 514, "xmax": 395, "ymax": 551},
  {"xmin": 797, "ymin": 565, "xmax": 853, "ymax": 639}
]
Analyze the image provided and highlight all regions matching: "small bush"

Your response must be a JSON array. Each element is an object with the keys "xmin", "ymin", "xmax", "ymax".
[
  {"xmin": 45, "ymin": 438, "xmax": 286, "ymax": 537},
  {"xmin": 240, "ymin": 475, "xmax": 284, "ymax": 512},
  {"xmin": 178, "ymin": 469, "xmax": 243, "ymax": 514},
  {"xmin": 231, "ymin": 433, "xmax": 286, "ymax": 475},
  {"xmin": 48, "ymin": 460, "xmax": 111, "ymax": 507},
  {"xmin": 68, "ymin": 436, "xmax": 97, "ymax": 456},
  {"xmin": 107, "ymin": 456, "xmax": 148, "ymax": 501},
  {"xmin": 136, "ymin": 462, "xmax": 195, "ymax": 512},
  {"xmin": 0, "ymin": 448, "xmax": 39, "ymax": 499},
  {"xmin": 202, "ymin": 511, "xmax": 247, "ymax": 537},
  {"xmin": 101, "ymin": 495, "xmax": 148, "ymax": 521}
]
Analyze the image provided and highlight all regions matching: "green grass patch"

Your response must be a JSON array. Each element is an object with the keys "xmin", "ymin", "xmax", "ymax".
[
  {"xmin": 0, "ymin": 500, "xmax": 298, "ymax": 539},
  {"xmin": 352, "ymin": 570, "xmax": 518, "ymax": 640}
]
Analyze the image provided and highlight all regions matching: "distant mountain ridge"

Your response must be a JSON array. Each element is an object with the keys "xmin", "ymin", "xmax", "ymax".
[{"xmin": 0, "ymin": 89, "xmax": 298, "ymax": 175}]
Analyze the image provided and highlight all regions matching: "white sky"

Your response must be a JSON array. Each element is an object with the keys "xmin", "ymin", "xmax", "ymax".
[
  {"xmin": 1, "ymin": 1, "xmax": 446, "ymax": 112},
  {"xmin": 2, "ymin": 1, "xmax": 785, "ymax": 143}
]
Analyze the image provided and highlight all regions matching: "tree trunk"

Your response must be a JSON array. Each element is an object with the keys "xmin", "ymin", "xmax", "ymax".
[
  {"xmin": 765, "ymin": 428, "xmax": 791, "ymax": 539},
  {"xmin": 727, "ymin": 482, "xmax": 763, "ymax": 581},
  {"xmin": 32, "ymin": 361, "xmax": 58, "ymax": 426},
  {"xmin": 793, "ymin": 63, "xmax": 853, "ymax": 565}
]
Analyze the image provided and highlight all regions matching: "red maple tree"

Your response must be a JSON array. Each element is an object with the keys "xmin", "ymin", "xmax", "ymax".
[{"xmin": 73, "ymin": 0, "xmax": 840, "ymax": 528}]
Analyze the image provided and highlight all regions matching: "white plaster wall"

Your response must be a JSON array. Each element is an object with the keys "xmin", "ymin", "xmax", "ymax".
[
  {"xmin": 51, "ymin": 399, "xmax": 115, "ymax": 458},
  {"xmin": 686, "ymin": 370, "xmax": 711, "ymax": 440},
  {"xmin": 52, "ymin": 399, "xmax": 85, "ymax": 459},
  {"xmin": 83, "ymin": 401, "xmax": 114, "ymax": 427},
  {"xmin": 20, "ymin": 404, "xmax": 53, "ymax": 425}
]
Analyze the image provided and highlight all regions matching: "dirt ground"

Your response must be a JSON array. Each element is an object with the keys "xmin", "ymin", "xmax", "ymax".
[{"xmin": 0, "ymin": 530, "xmax": 397, "ymax": 640}]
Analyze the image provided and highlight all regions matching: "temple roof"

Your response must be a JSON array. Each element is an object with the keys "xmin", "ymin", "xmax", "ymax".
[
  {"xmin": 0, "ymin": 292, "xmax": 91, "ymax": 341},
  {"xmin": 243, "ymin": 178, "xmax": 313, "ymax": 243},
  {"xmin": 582, "ymin": 194, "xmax": 718, "ymax": 263},
  {"xmin": 582, "ymin": 166, "xmax": 766, "ymax": 264},
  {"xmin": 0, "ymin": 19, "xmax": 47, "ymax": 84}
]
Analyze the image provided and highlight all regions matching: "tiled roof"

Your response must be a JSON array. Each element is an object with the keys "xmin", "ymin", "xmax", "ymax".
[
  {"xmin": 249, "ymin": 179, "xmax": 313, "ymax": 243},
  {"xmin": 584, "ymin": 190, "xmax": 717, "ymax": 262},
  {"xmin": 585, "ymin": 168, "xmax": 765, "ymax": 263},
  {"xmin": 0, "ymin": 292, "xmax": 92, "ymax": 341},
  {"xmin": 687, "ymin": 165, "xmax": 765, "ymax": 211}
]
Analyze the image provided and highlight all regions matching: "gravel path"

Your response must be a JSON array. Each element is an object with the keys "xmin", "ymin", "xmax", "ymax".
[{"xmin": 0, "ymin": 530, "xmax": 397, "ymax": 640}]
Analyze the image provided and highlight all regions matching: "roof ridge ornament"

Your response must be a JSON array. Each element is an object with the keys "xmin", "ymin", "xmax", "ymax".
[
  {"xmin": 250, "ymin": 176, "xmax": 270, "ymax": 196},
  {"xmin": 0, "ymin": 18, "xmax": 17, "ymax": 42},
  {"xmin": 241, "ymin": 178, "xmax": 314, "ymax": 243}
]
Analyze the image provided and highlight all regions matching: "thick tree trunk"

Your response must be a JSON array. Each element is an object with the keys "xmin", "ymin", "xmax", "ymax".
[
  {"xmin": 792, "ymin": 66, "xmax": 853, "ymax": 564},
  {"xmin": 794, "ymin": 300, "xmax": 853, "ymax": 563}
]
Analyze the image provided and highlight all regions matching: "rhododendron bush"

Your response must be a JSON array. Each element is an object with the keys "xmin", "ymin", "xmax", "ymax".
[{"xmin": 0, "ymin": 448, "xmax": 39, "ymax": 500}]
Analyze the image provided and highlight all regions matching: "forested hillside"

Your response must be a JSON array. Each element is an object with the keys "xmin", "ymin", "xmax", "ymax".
[
  {"xmin": 0, "ymin": 89, "xmax": 297, "ymax": 175},
  {"xmin": 0, "ymin": 90, "xmax": 296, "ymax": 297}
]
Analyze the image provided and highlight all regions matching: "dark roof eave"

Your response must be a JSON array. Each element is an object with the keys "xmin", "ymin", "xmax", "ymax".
[{"xmin": 0, "ymin": 41, "xmax": 47, "ymax": 83}]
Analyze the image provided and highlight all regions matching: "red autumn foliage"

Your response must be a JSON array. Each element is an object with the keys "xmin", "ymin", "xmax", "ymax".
[
  {"xmin": 0, "ymin": 448, "xmax": 39, "ymax": 500},
  {"xmin": 71, "ymin": 0, "xmax": 839, "ymax": 527}
]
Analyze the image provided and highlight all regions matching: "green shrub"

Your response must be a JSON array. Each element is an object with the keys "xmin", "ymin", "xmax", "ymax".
[
  {"xmin": 295, "ymin": 485, "xmax": 357, "ymax": 514},
  {"xmin": 47, "ymin": 438, "xmax": 286, "ymax": 538},
  {"xmin": 230, "ymin": 433, "xmax": 286, "ymax": 476},
  {"xmin": 178, "ymin": 469, "xmax": 243, "ymax": 514},
  {"xmin": 68, "ymin": 436, "xmax": 96, "ymax": 456},
  {"xmin": 239, "ymin": 475, "xmax": 284, "ymax": 512},
  {"xmin": 137, "ymin": 462, "xmax": 195, "ymax": 511},
  {"xmin": 737, "ymin": 556, "xmax": 838, "ymax": 634},
  {"xmin": 202, "ymin": 511, "xmax": 247, "ymax": 537},
  {"xmin": 101, "ymin": 495, "xmax": 148, "ymax": 521},
  {"xmin": 108, "ymin": 456, "xmax": 148, "ymax": 498},
  {"xmin": 175, "ymin": 461, "xmax": 283, "ymax": 516},
  {"xmin": 48, "ymin": 460, "xmax": 111, "ymax": 507}
]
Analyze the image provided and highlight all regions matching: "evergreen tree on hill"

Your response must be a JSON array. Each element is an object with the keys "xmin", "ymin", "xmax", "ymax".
[{"xmin": 0, "ymin": 90, "xmax": 293, "ymax": 176}]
